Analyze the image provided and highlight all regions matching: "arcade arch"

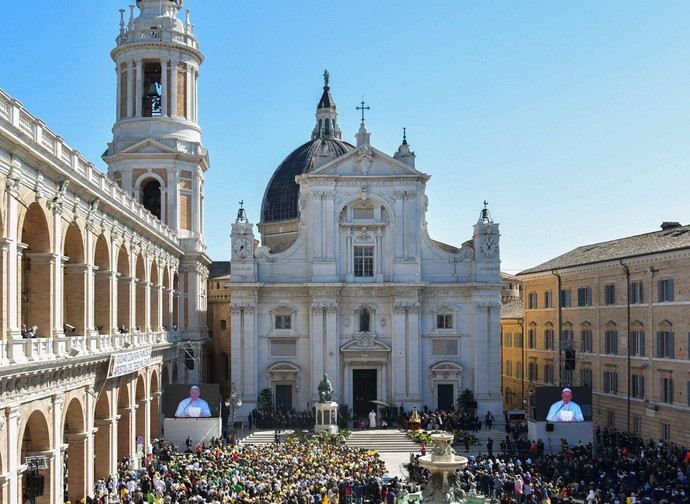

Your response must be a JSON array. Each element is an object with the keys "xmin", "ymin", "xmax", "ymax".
[
  {"xmin": 63, "ymin": 225, "xmax": 86, "ymax": 335},
  {"xmin": 20, "ymin": 410, "xmax": 52, "ymax": 504},
  {"xmin": 20, "ymin": 203, "xmax": 52, "ymax": 337},
  {"xmin": 62, "ymin": 398, "xmax": 87, "ymax": 502}
]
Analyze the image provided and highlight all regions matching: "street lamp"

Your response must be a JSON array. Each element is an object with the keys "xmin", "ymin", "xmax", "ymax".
[{"xmin": 224, "ymin": 382, "xmax": 242, "ymax": 444}]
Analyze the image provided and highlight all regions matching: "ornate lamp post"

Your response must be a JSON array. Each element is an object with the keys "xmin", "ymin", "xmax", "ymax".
[{"xmin": 224, "ymin": 382, "xmax": 242, "ymax": 444}]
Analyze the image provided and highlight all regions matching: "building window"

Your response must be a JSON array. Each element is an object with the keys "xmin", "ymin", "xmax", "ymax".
[
  {"xmin": 560, "ymin": 288, "xmax": 571, "ymax": 307},
  {"xmin": 270, "ymin": 339, "xmax": 297, "ymax": 357},
  {"xmin": 561, "ymin": 328, "xmax": 574, "ymax": 342},
  {"xmin": 605, "ymin": 330, "xmax": 618, "ymax": 355},
  {"xmin": 658, "ymin": 279, "xmax": 674, "ymax": 302},
  {"xmin": 353, "ymin": 246, "xmax": 374, "ymax": 277},
  {"xmin": 633, "ymin": 416, "xmax": 642, "ymax": 435},
  {"xmin": 607, "ymin": 410, "xmax": 616, "ymax": 428},
  {"xmin": 275, "ymin": 314, "xmax": 292, "ymax": 330},
  {"xmin": 630, "ymin": 330, "xmax": 645, "ymax": 356},
  {"xmin": 505, "ymin": 360, "xmax": 513, "ymax": 377},
  {"xmin": 544, "ymin": 329, "xmax": 555, "ymax": 350},
  {"xmin": 631, "ymin": 374, "xmax": 645, "ymax": 398},
  {"xmin": 436, "ymin": 314, "xmax": 453, "ymax": 329},
  {"xmin": 527, "ymin": 329, "xmax": 536, "ymax": 349},
  {"xmin": 528, "ymin": 292, "xmax": 538, "ymax": 309},
  {"xmin": 656, "ymin": 331, "xmax": 674, "ymax": 358},
  {"xmin": 604, "ymin": 284, "xmax": 615, "ymax": 305},
  {"xmin": 630, "ymin": 281, "xmax": 643, "ymax": 304},
  {"xmin": 603, "ymin": 371, "xmax": 618, "ymax": 394},
  {"xmin": 432, "ymin": 339, "xmax": 459, "ymax": 356},
  {"xmin": 577, "ymin": 287, "xmax": 592, "ymax": 307},
  {"xmin": 516, "ymin": 361, "xmax": 523, "ymax": 379},
  {"xmin": 544, "ymin": 290, "xmax": 553, "ymax": 308},
  {"xmin": 661, "ymin": 423, "xmax": 671, "ymax": 442},
  {"xmin": 359, "ymin": 308, "xmax": 371, "ymax": 332},
  {"xmin": 515, "ymin": 332, "xmax": 524, "ymax": 348},
  {"xmin": 580, "ymin": 368, "xmax": 592, "ymax": 387},
  {"xmin": 504, "ymin": 333, "xmax": 512, "ymax": 347},
  {"xmin": 661, "ymin": 377, "xmax": 673, "ymax": 403},
  {"xmin": 528, "ymin": 362, "xmax": 538, "ymax": 381},
  {"xmin": 220, "ymin": 319, "xmax": 227, "ymax": 330},
  {"xmin": 544, "ymin": 364, "xmax": 554, "ymax": 384},
  {"xmin": 581, "ymin": 330, "xmax": 593, "ymax": 353}
]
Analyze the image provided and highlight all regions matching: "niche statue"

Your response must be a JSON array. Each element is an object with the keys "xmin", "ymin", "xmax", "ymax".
[{"xmin": 318, "ymin": 373, "xmax": 333, "ymax": 403}]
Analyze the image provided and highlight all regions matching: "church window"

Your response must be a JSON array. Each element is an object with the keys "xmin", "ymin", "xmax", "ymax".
[
  {"xmin": 220, "ymin": 319, "xmax": 227, "ymax": 330},
  {"xmin": 142, "ymin": 61, "xmax": 162, "ymax": 117},
  {"xmin": 354, "ymin": 246, "xmax": 374, "ymax": 277},
  {"xmin": 142, "ymin": 180, "xmax": 162, "ymax": 219},
  {"xmin": 275, "ymin": 314, "xmax": 292, "ymax": 330},
  {"xmin": 359, "ymin": 308, "xmax": 371, "ymax": 332},
  {"xmin": 436, "ymin": 314, "xmax": 453, "ymax": 329},
  {"xmin": 432, "ymin": 339, "xmax": 458, "ymax": 356},
  {"xmin": 270, "ymin": 339, "xmax": 297, "ymax": 357}
]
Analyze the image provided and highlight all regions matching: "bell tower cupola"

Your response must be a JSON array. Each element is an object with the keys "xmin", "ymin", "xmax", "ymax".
[{"xmin": 311, "ymin": 69, "xmax": 342, "ymax": 140}]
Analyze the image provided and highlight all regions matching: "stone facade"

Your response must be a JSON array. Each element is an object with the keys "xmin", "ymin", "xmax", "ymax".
[
  {"xmin": 227, "ymin": 84, "xmax": 504, "ymax": 421},
  {"xmin": 0, "ymin": 2, "xmax": 210, "ymax": 502},
  {"xmin": 516, "ymin": 224, "xmax": 690, "ymax": 447}
]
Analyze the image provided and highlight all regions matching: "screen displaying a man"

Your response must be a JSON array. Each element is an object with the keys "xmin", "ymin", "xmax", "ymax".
[
  {"xmin": 546, "ymin": 387, "xmax": 584, "ymax": 422},
  {"xmin": 175, "ymin": 385, "xmax": 211, "ymax": 418}
]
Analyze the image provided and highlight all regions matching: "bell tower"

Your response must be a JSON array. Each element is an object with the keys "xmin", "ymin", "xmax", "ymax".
[{"xmin": 103, "ymin": 0, "xmax": 210, "ymax": 366}]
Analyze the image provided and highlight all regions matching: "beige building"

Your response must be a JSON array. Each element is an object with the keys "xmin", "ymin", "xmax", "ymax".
[
  {"xmin": 514, "ymin": 223, "xmax": 690, "ymax": 446},
  {"xmin": 0, "ymin": 2, "xmax": 210, "ymax": 502},
  {"xmin": 500, "ymin": 273, "xmax": 525, "ymax": 411}
]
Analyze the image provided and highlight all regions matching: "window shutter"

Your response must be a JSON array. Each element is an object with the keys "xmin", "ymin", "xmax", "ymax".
[
  {"xmin": 669, "ymin": 332, "xmax": 674, "ymax": 358},
  {"xmin": 669, "ymin": 279, "xmax": 674, "ymax": 301},
  {"xmin": 656, "ymin": 332, "xmax": 662, "ymax": 358},
  {"xmin": 658, "ymin": 280, "xmax": 662, "ymax": 303},
  {"xmin": 612, "ymin": 331, "xmax": 618, "ymax": 354}
]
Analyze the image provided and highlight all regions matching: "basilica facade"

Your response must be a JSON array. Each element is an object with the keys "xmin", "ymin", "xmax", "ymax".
[
  {"xmin": 227, "ymin": 80, "xmax": 503, "ymax": 420},
  {"xmin": 0, "ymin": 1, "xmax": 209, "ymax": 502}
]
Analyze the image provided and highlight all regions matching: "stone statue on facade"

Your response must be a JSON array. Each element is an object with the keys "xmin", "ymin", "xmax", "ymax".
[{"xmin": 318, "ymin": 373, "xmax": 333, "ymax": 403}]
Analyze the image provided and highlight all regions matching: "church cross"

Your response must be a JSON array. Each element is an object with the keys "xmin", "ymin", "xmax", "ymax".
[{"xmin": 356, "ymin": 100, "xmax": 370, "ymax": 122}]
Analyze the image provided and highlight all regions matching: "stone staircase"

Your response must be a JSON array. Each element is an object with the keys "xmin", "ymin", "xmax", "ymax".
[{"xmin": 346, "ymin": 428, "xmax": 420, "ymax": 453}]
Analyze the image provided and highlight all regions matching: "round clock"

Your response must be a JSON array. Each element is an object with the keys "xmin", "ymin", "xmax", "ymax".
[
  {"xmin": 233, "ymin": 237, "xmax": 252, "ymax": 258},
  {"xmin": 479, "ymin": 236, "xmax": 499, "ymax": 258}
]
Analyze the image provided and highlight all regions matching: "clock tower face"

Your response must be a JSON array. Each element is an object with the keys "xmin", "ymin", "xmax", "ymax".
[
  {"xmin": 233, "ymin": 237, "xmax": 252, "ymax": 259},
  {"xmin": 479, "ymin": 228, "xmax": 499, "ymax": 258}
]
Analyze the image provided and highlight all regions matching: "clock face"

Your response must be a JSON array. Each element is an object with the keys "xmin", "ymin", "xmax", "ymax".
[
  {"xmin": 233, "ymin": 237, "xmax": 251, "ymax": 258},
  {"xmin": 479, "ymin": 236, "xmax": 499, "ymax": 258}
]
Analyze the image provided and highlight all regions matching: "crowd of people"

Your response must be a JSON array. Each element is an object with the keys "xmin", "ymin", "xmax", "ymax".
[
  {"xmin": 248, "ymin": 408, "xmax": 315, "ymax": 430},
  {"xmin": 89, "ymin": 435, "xmax": 398, "ymax": 503},
  {"xmin": 408, "ymin": 425, "xmax": 690, "ymax": 504}
]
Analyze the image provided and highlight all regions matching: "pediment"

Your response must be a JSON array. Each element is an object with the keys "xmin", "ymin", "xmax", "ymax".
[
  {"xmin": 119, "ymin": 139, "xmax": 178, "ymax": 155},
  {"xmin": 341, "ymin": 337, "xmax": 391, "ymax": 353},
  {"xmin": 309, "ymin": 144, "xmax": 428, "ymax": 179}
]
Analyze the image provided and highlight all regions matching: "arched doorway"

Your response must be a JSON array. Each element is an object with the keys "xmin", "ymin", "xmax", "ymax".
[
  {"xmin": 63, "ymin": 225, "xmax": 86, "ymax": 336},
  {"xmin": 116, "ymin": 382, "xmax": 131, "ymax": 463},
  {"xmin": 20, "ymin": 410, "xmax": 52, "ymax": 504},
  {"xmin": 150, "ymin": 262, "xmax": 160, "ymax": 331},
  {"xmin": 116, "ymin": 246, "xmax": 130, "ymax": 332},
  {"xmin": 93, "ymin": 235, "xmax": 112, "ymax": 334},
  {"xmin": 135, "ymin": 255, "xmax": 146, "ymax": 331},
  {"xmin": 93, "ymin": 392, "xmax": 113, "ymax": 480},
  {"xmin": 20, "ymin": 203, "xmax": 52, "ymax": 337},
  {"xmin": 63, "ymin": 398, "xmax": 87, "ymax": 502},
  {"xmin": 135, "ymin": 375, "xmax": 146, "ymax": 453},
  {"xmin": 150, "ymin": 370, "xmax": 161, "ymax": 439}
]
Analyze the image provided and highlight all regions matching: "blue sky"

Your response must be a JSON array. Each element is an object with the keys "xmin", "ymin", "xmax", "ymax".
[{"xmin": 2, "ymin": 1, "xmax": 689, "ymax": 272}]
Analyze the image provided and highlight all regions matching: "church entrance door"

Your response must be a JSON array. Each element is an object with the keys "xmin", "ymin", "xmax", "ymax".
[
  {"xmin": 352, "ymin": 369, "xmax": 377, "ymax": 420},
  {"xmin": 275, "ymin": 384, "xmax": 292, "ymax": 411},
  {"xmin": 437, "ymin": 384, "xmax": 454, "ymax": 410}
]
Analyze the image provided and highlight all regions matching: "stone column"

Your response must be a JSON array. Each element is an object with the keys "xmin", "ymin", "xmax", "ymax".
[
  {"xmin": 135, "ymin": 59, "xmax": 143, "ymax": 117},
  {"xmin": 6, "ymin": 408, "xmax": 21, "ymax": 504},
  {"xmin": 65, "ymin": 432, "xmax": 89, "ymax": 502},
  {"xmin": 126, "ymin": 60, "xmax": 134, "ymax": 118},
  {"xmin": 52, "ymin": 396, "xmax": 65, "ymax": 504},
  {"xmin": 391, "ymin": 303, "xmax": 408, "ymax": 403},
  {"xmin": 51, "ymin": 206, "xmax": 65, "ymax": 339},
  {"xmin": 84, "ymin": 229, "xmax": 96, "ymax": 337},
  {"xmin": 324, "ymin": 304, "xmax": 339, "ymax": 402},
  {"xmin": 160, "ymin": 60, "xmax": 168, "ymax": 117},
  {"xmin": 170, "ymin": 60, "xmax": 178, "ymax": 118},
  {"xmin": 5, "ymin": 167, "xmax": 20, "ymax": 339}
]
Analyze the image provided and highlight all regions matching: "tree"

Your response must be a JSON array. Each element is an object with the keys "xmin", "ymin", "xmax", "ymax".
[
  {"xmin": 258, "ymin": 388, "xmax": 273, "ymax": 410},
  {"xmin": 457, "ymin": 388, "xmax": 476, "ymax": 412}
]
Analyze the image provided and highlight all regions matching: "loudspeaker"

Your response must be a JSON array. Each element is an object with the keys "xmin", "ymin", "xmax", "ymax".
[
  {"xmin": 28, "ymin": 474, "xmax": 45, "ymax": 497},
  {"xmin": 546, "ymin": 423, "xmax": 554, "ymax": 432}
]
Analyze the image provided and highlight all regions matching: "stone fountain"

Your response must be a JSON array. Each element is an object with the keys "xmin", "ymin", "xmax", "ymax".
[{"xmin": 418, "ymin": 431, "xmax": 468, "ymax": 503}]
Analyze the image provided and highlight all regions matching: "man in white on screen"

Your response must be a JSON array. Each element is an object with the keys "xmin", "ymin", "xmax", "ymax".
[
  {"xmin": 175, "ymin": 385, "xmax": 211, "ymax": 417},
  {"xmin": 546, "ymin": 387, "xmax": 584, "ymax": 422}
]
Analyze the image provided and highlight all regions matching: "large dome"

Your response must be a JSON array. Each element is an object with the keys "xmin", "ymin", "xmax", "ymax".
[{"xmin": 260, "ymin": 138, "xmax": 353, "ymax": 223}]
